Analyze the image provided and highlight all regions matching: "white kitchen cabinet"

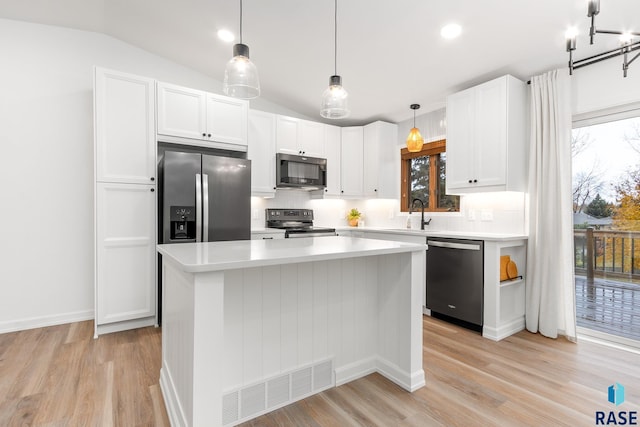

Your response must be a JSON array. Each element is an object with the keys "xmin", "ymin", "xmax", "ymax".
[
  {"xmin": 157, "ymin": 82, "xmax": 248, "ymax": 148},
  {"xmin": 363, "ymin": 121, "xmax": 399, "ymax": 199},
  {"xmin": 95, "ymin": 182, "xmax": 156, "ymax": 334},
  {"xmin": 248, "ymin": 110, "xmax": 277, "ymax": 197},
  {"xmin": 323, "ymin": 124, "xmax": 342, "ymax": 196},
  {"xmin": 446, "ymin": 75, "xmax": 528, "ymax": 194},
  {"xmin": 340, "ymin": 126, "xmax": 364, "ymax": 197},
  {"xmin": 483, "ymin": 239, "xmax": 527, "ymax": 341},
  {"xmin": 276, "ymin": 115, "xmax": 324, "ymax": 157},
  {"xmin": 94, "ymin": 67, "xmax": 156, "ymax": 184},
  {"xmin": 94, "ymin": 67, "xmax": 157, "ymax": 337}
]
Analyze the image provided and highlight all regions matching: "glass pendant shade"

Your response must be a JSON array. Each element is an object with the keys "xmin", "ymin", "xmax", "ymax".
[
  {"xmin": 223, "ymin": 43, "xmax": 260, "ymax": 99},
  {"xmin": 320, "ymin": 75, "xmax": 349, "ymax": 119},
  {"xmin": 406, "ymin": 127, "xmax": 424, "ymax": 152}
]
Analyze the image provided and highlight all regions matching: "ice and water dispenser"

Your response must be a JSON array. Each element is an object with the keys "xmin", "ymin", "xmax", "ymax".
[{"xmin": 169, "ymin": 206, "xmax": 196, "ymax": 240}]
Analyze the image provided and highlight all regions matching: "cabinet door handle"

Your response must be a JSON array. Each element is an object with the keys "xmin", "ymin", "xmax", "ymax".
[
  {"xmin": 207, "ymin": 133, "xmax": 212, "ymax": 138},
  {"xmin": 150, "ymin": 188, "xmax": 155, "ymax": 192},
  {"xmin": 262, "ymin": 237, "xmax": 274, "ymax": 240},
  {"xmin": 150, "ymin": 177, "xmax": 155, "ymax": 181},
  {"xmin": 468, "ymin": 179, "xmax": 472, "ymax": 183},
  {"xmin": 325, "ymin": 188, "xmax": 328, "ymax": 192},
  {"xmin": 473, "ymin": 179, "xmax": 478, "ymax": 183}
]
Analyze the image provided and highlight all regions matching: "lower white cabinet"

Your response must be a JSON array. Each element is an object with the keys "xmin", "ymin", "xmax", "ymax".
[
  {"xmin": 482, "ymin": 239, "xmax": 526, "ymax": 341},
  {"xmin": 95, "ymin": 182, "xmax": 156, "ymax": 336}
]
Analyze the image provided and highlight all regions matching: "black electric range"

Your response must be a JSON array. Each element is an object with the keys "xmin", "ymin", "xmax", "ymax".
[{"xmin": 265, "ymin": 209, "xmax": 336, "ymax": 238}]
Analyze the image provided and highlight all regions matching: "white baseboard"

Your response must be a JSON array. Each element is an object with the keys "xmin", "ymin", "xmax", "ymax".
[
  {"xmin": 483, "ymin": 316, "xmax": 525, "ymax": 341},
  {"xmin": 334, "ymin": 356, "xmax": 425, "ymax": 393},
  {"xmin": 376, "ymin": 358, "xmax": 425, "ymax": 392},
  {"xmin": 160, "ymin": 364, "xmax": 189, "ymax": 427},
  {"xmin": 95, "ymin": 316, "xmax": 156, "ymax": 337},
  {"xmin": 0, "ymin": 309, "xmax": 94, "ymax": 334},
  {"xmin": 334, "ymin": 357, "xmax": 377, "ymax": 386}
]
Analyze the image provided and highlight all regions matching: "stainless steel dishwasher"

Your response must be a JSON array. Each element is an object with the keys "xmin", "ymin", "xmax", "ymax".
[{"xmin": 426, "ymin": 237, "xmax": 484, "ymax": 330}]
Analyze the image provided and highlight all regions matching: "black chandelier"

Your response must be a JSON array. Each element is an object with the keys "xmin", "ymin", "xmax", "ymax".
[{"xmin": 566, "ymin": 0, "xmax": 640, "ymax": 77}]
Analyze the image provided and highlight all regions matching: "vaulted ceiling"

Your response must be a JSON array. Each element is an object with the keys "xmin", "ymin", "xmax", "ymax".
[{"xmin": 1, "ymin": 0, "xmax": 639, "ymax": 125}]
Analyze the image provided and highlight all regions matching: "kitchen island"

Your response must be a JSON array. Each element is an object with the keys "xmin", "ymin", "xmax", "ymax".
[{"xmin": 157, "ymin": 236, "xmax": 426, "ymax": 427}]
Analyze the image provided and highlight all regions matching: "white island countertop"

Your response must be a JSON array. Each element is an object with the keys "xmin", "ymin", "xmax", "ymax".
[{"xmin": 157, "ymin": 236, "xmax": 427, "ymax": 273}]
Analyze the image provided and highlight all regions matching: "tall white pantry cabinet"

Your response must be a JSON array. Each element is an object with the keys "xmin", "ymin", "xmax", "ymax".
[{"xmin": 94, "ymin": 67, "xmax": 157, "ymax": 337}]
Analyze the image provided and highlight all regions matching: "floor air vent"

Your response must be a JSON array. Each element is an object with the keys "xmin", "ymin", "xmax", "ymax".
[{"xmin": 222, "ymin": 359, "xmax": 334, "ymax": 426}]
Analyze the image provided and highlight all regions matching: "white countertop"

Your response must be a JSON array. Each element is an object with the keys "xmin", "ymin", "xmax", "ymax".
[
  {"xmin": 157, "ymin": 236, "xmax": 427, "ymax": 273},
  {"xmin": 335, "ymin": 226, "xmax": 527, "ymax": 241}
]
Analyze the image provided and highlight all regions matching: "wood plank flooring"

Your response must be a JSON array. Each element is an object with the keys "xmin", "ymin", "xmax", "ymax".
[
  {"xmin": 0, "ymin": 321, "xmax": 169, "ymax": 426},
  {"xmin": 1, "ymin": 316, "xmax": 638, "ymax": 426}
]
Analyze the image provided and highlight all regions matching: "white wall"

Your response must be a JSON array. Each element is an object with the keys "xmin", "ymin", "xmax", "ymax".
[
  {"xmin": 571, "ymin": 60, "xmax": 640, "ymax": 116},
  {"xmin": 0, "ymin": 19, "xmax": 312, "ymax": 333}
]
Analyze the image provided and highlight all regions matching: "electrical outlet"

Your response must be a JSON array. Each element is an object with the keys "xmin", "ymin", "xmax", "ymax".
[
  {"xmin": 467, "ymin": 209, "xmax": 476, "ymax": 221},
  {"xmin": 480, "ymin": 209, "xmax": 493, "ymax": 221}
]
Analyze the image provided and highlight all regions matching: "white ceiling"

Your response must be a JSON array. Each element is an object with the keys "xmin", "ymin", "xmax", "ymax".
[{"xmin": 1, "ymin": 0, "xmax": 639, "ymax": 125}]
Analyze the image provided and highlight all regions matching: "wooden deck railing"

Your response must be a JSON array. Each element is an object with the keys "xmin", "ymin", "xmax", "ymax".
[{"xmin": 574, "ymin": 228, "xmax": 640, "ymax": 281}]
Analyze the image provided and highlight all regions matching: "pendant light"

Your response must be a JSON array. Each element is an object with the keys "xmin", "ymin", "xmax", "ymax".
[
  {"xmin": 320, "ymin": 0, "xmax": 349, "ymax": 119},
  {"xmin": 406, "ymin": 104, "xmax": 424, "ymax": 152},
  {"xmin": 223, "ymin": 0, "xmax": 260, "ymax": 99}
]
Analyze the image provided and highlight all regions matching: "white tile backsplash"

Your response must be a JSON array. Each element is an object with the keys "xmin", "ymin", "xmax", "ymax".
[{"xmin": 251, "ymin": 190, "xmax": 526, "ymax": 235}]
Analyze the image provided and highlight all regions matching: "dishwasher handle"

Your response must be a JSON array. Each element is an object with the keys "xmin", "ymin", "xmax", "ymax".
[{"xmin": 427, "ymin": 240, "xmax": 481, "ymax": 251}]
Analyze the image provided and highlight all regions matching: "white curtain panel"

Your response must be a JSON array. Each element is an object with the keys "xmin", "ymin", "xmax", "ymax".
[{"xmin": 526, "ymin": 69, "xmax": 577, "ymax": 341}]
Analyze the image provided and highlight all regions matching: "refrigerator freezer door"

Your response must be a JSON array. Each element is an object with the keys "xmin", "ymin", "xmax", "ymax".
[
  {"xmin": 162, "ymin": 151, "xmax": 201, "ymax": 243},
  {"xmin": 202, "ymin": 155, "xmax": 251, "ymax": 241}
]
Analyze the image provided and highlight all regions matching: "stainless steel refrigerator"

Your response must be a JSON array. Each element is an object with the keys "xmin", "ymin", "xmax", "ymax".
[
  {"xmin": 159, "ymin": 148, "xmax": 251, "ymax": 244},
  {"xmin": 157, "ymin": 146, "xmax": 251, "ymax": 323}
]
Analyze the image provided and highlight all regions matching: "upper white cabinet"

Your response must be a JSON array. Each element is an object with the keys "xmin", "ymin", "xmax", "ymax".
[
  {"xmin": 340, "ymin": 126, "xmax": 364, "ymax": 197},
  {"xmin": 446, "ymin": 75, "xmax": 528, "ymax": 194},
  {"xmin": 248, "ymin": 110, "xmax": 277, "ymax": 197},
  {"xmin": 363, "ymin": 121, "xmax": 399, "ymax": 199},
  {"xmin": 276, "ymin": 115, "xmax": 324, "ymax": 157},
  {"xmin": 323, "ymin": 124, "xmax": 342, "ymax": 196},
  {"xmin": 157, "ymin": 82, "xmax": 248, "ymax": 147},
  {"xmin": 94, "ymin": 68, "xmax": 156, "ymax": 184}
]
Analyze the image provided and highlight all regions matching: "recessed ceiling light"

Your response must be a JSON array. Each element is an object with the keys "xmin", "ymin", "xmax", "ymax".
[
  {"xmin": 440, "ymin": 23, "xmax": 462, "ymax": 40},
  {"xmin": 217, "ymin": 29, "xmax": 235, "ymax": 43}
]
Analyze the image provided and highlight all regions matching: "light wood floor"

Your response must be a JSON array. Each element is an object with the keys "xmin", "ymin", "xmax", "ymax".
[{"xmin": 1, "ymin": 317, "xmax": 638, "ymax": 426}]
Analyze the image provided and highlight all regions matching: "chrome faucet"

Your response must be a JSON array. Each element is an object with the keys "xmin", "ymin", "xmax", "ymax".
[{"xmin": 409, "ymin": 198, "xmax": 432, "ymax": 230}]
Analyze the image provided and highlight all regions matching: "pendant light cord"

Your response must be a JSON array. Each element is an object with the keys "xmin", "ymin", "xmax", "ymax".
[
  {"xmin": 334, "ymin": 0, "xmax": 337, "ymax": 76},
  {"xmin": 239, "ymin": 0, "xmax": 243, "ymax": 44}
]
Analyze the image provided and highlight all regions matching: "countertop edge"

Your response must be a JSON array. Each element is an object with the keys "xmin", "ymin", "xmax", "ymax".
[
  {"xmin": 157, "ymin": 237, "xmax": 427, "ymax": 273},
  {"xmin": 333, "ymin": 226, "xmax": 528, "ymax": 241}
]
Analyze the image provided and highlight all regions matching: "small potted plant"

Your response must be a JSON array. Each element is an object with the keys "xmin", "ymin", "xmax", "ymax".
[{"xmin": 347, "ymin": 208, "xmax": 361, "ymax": 227}]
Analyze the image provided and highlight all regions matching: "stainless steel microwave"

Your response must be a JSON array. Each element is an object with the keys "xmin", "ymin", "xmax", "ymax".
[{"xmin": 276, "ymin": 153, "xmax": 327, "ymax": 190}]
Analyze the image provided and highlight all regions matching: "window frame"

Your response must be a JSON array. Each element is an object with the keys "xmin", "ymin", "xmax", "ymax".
[{"xmin": 400, "ymin": 139, "xmax": 458, "ymax": 212}]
